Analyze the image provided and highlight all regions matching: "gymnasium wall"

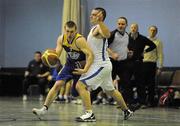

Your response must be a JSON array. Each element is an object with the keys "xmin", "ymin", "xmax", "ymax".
[
  {"xmin": 0, "ymin": 0, "xmax": 180, "ymax": 67},
  {"xmin": 0, "ymin": 0, "xmax": 62, "ymax": 67},
  {"xmin": 0, "ymin": 0, "xmax": 5, "ymax": 67}
]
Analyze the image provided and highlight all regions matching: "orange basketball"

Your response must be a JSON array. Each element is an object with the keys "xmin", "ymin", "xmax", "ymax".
[{"xmin": 41, "ymin": 49, "xmax": 59, "ymax": 67}]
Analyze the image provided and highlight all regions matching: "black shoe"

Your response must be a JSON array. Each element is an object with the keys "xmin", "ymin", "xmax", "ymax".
[
  {"xmin": 75, "ymin": 112, "xmax": 96, "ymax": 122},
  {"xmin": 107, "ymin": 97, "xmax": 114, "ymax": 105},
  {"xmin": 123, "ymin": 109, "xmax": 133, "ymax": 120}
]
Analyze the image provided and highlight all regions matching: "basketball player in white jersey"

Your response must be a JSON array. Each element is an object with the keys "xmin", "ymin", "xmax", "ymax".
[{"xmin": 73, "ymin": 7, "xmax": 133, "ymax": 122}]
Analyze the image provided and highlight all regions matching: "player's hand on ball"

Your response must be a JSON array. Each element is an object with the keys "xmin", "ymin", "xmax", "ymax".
[
  {"xmin": 41, "ymin": 49, "xmax": 59, "ymax": 68},
  {"xmin": 73, "ymin": 68, "xmax": 87, "ymax": 75}
]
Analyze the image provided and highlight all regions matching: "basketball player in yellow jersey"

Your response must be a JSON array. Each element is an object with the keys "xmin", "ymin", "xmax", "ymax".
[
  {"xmin": 73, "ymin": 7, "xmax": 133, "ymax": 122},
  {"xmin": 32, "ymin": 21, "xmax": 94, "ymax": 120}
]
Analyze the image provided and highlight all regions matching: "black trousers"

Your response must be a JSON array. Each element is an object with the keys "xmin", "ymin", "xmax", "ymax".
[
  {"xmin": 112, "ymin": 59, "xmax": 146, "ymax": 105},
  {"xmin": 90, "ymin": 87, "xmax": 103, "ymax": 103},
  {"xmin": 125, "ymin": 60, "xmax": 148, "ymax": 105},
  {"xmin": 110, "ymin": 58, "xmax": 128, "ymax": 81},
  {"xmin": 142, "ymin": 62, "xmax": 157, "ymax": 106},
  {"xmin": 22, "ymin": 76, "xmax": 47, "ymax": 95},
  {"xmin": 110, "ymin": 58, "xmax": 135, "ymax": 104}
]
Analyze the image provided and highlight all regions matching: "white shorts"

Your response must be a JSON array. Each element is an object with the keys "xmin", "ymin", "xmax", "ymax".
[{"xmin": 79, "ymin": 62, "xmax": 115, "ymax": 91}]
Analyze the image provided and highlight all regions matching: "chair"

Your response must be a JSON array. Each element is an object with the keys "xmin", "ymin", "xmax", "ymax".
[
  {"xmin": 170, "ymin": 70, "xmax": 180, "ymax": 89},
  {"xmin": 28, "ymin": 85, "xmax": 40, "ymax": 96},
  {"xmin": 157, "ymin": 71, "xmax": 174, "ymax": 89}
]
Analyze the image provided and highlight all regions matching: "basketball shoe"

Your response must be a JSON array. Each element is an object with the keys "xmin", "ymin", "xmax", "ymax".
[
  {"xmin": 75, "ymin": 111, "xmax": 96, "ymax": 122},
  {"xmin": 123, "ymin": 109, "xmax": 133, "ymax": 120},
  {"xmin": 32, "ymin": 106, "xmax": 47, "ymax": 120}
]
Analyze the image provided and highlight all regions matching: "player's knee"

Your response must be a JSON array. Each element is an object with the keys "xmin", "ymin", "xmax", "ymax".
[
  {"xmin": 53, "ymin": 80, "xmax": 64, "ymax": 92},
  {"xmin": 75, "ymin": 82, "xmax": 86, "ymax": 92}
]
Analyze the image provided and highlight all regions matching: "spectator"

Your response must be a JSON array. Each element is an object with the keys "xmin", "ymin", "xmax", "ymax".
[
  {"xmin": 142, "ymin": 25, "xmax": 164, "ymax": 107},
  {"xmin": 22, "ymin": 51, "xmax": 50, "ymax": 101},
  {"xmin": 127, "ymin": 23, "xmax": 156, "ymax": 108}
]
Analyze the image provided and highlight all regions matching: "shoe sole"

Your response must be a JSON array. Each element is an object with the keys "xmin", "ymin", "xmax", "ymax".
[{"xmin": 75, "ymin": 119, "xmax": 96, "ymax": 122}]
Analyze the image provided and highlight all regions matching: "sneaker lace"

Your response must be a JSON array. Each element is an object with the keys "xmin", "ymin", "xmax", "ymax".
[{"xmin": 80, "ymin": 112, "xmax": 92, "ymax": 119}]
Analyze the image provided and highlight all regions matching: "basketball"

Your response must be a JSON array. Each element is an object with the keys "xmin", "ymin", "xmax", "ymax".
[{"xmin": 41, "ymin": 49, "xmax": 59, "ymax": 67}]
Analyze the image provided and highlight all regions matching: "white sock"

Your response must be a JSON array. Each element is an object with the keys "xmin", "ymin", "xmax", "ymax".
[
  {"xmin": 58, "ymin": 95, "xmax": 63, "ymax": 99},
  {"xmin": 64, "ymin": 95, "xmax": 68, "ymax": 99},
  {"xmin": 86, "ymin": 110, "xmax": 93, "ymax": 114}
]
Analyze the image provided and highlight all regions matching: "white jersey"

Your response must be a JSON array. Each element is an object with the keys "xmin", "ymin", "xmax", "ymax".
[
  {"xmin": 79, "ymin": 26, "xmax": 114, "ymax": 91},
  {"xmin": 87, "ymin": 26, "xmax": 110, "ymax": 66}
]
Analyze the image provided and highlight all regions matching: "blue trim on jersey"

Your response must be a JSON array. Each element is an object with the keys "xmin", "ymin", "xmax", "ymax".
[
  {"xmin": 80, "ymin": 67, "xmax": 104, "ymax": 85},
  {"xmin": 102, "ymin": 41, "xmax": 106, "ymax": 61}
]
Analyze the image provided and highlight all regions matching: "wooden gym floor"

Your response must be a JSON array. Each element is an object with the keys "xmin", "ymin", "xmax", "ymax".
[{"xmin": 0, "ymin": 97, "xmax": 180, "ymax": 126}]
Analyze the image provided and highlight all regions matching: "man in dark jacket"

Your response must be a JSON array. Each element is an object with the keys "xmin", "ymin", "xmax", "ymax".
[
  {"xmin": 22, "ymin": 51, "xmax": 50, "ymax": 101},
  {"xmin": 126, "ymin": 23, "xmax": 156, "ymax": 109}
]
